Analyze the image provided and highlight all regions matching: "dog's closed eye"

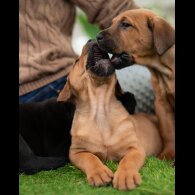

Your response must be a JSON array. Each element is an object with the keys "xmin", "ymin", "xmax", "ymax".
[{"xmin": 119, "ymin": 21, "xmax": 133, "ymax": 29}]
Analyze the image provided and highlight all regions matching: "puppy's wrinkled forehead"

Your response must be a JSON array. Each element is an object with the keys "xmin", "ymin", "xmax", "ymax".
[
  {"xmin": 70, "ymin": 41, "xmax": 92, "ymax": 73},
  {"xmin": 68, "ymin": 40, "xmax": 100, "ymax": 86},
  {"xmin": 113, "ymin": 9, "xmax": 157, "ymax": 26},
  {"xmin": 71, "ymin": 40, "xmax": 95, "ymax": 70}
]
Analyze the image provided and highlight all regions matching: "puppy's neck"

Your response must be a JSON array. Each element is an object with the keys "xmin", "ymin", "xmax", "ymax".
[
  {"xmin": 89, "ymin": 75, "xmax": 113, "ymax": 87},
  {"xmin": 135, "ymin": 45, "xmax": 175, "ymax": 79},
  {"xmin": 75, "ymin": 75, "xmax": 117, "ymax": 118}
]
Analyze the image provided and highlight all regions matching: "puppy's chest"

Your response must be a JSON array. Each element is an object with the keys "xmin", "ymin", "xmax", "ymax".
[
  {"xmin": 72, "ymin": 112, "xmax": 114, "ymax": 143},
  {"xmin": 161, "ymin": 75, "xmax": 175, "ymax": 107},
  {"xmin": 162, "ymin": 76, "xmax": 175, "ymax": 94},
  {"xmin": 71, "ymin": 114, "xmax": 135, "ymax": 162}
]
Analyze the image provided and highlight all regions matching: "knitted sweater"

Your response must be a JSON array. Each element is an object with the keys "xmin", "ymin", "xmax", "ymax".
[{"xmin": 19, "ymin": 0, "xmax": 139, "ymax": 95}]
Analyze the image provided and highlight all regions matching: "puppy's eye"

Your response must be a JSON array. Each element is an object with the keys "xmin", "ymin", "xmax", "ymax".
[{"xmin": 120, "ymin": 22, "xmax": 132, "ymax": 29}]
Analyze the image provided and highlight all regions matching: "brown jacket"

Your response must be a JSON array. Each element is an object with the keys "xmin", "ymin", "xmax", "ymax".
[{"xmin": 19, "ymin": 0, "xmax": 138, "ymax": 95}]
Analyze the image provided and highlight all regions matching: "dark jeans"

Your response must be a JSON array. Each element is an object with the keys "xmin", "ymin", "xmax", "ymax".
[{"xmin": 19, "ymin": 76, "xmax": 67, "ymax": 103}]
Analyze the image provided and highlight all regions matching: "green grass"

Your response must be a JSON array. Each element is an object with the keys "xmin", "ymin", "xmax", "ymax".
[{"xmin": 19, "ymin": 156, "xmax": 175, "ymax": 195}]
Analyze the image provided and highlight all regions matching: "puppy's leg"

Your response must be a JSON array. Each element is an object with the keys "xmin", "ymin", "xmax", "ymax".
[
  {"xmin": 151, "ymin": 72, "xmax": 175, "ymax": 160},
  {"xmin": 113, "ymin": 147, "xmax": 146, "ymax": 191},
  {"xmin": 70, "ymin": 152, "xmax": 113, "ymax": 186},
  {"xmin": 154, "ymin": 100, "xmax": 175, "ymax": 160}
]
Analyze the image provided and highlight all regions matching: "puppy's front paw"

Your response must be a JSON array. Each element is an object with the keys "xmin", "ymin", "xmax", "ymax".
[
  {"xmin": 113, "ymin": 169, "xmax": 141, "ymax": 191},
  {"xmin": 87, "ymin": 165, "xmax": 113, "ymax": 187},
  {"xmin": 158, "ymin": 148, "xmax": 175, "ymax": 160}
]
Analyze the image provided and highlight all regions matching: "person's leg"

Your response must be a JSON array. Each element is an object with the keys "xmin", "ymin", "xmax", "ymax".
[{"xmin": 19, "ymin": 76, "xmax": 67, "ymax": 103}]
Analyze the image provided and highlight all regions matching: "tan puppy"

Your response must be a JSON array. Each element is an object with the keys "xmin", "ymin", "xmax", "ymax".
[
  {"xmin": 97, "ymin": 9, "xmax": 175, "ymax": 160},
  {"xmin": 57, "ymin": 41, "xmax": 162, "ymax": 191}
]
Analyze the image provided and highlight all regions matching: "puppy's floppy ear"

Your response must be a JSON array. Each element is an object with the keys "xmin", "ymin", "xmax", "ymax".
[
  {"xmin": 115, "ymin": 81, "xmax": 136, "ymax": 114},
  {"xmin": 57, "ymin": 80, "xmax": 72, "ymax": 102},
  {"xmin": 148, "ymin": 16, "xmax": 175, "ymax": 55}
]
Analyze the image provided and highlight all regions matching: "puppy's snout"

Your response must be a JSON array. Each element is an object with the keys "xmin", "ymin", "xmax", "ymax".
[
  {"xmin": 96, "ymin": 31, "xmax": 117, "ymax": 54},
  {"xmin": 96, "ymin": 33, "xmax": 104, "ymax": 42}
]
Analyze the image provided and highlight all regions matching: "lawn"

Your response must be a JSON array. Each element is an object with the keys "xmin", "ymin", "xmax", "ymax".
[{"xmin": 19, "ymin": 156, "xmax": 175, "ymax": 195}]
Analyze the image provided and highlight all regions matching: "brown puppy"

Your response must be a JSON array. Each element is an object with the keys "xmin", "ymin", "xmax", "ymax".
[
  {"xmin": 57, "ymin": 41, "xmax": 162, "ymax": 191},
  {"xmin": 97, "ymin": 9, "xmax": 175, "ymax": 160}
]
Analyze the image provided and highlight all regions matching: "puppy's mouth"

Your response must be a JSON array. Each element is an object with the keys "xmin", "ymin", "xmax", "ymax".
[
  {"xmin": 110, "ymin": 52, "xmax": 135, "ymax": 69},
  {"xmin": 97, "ymin": 40, "xmax": 135, "ymax": 69},
  {"xmin": 86, "ymin": 42, "xmax": 115, "ymax": 77}
]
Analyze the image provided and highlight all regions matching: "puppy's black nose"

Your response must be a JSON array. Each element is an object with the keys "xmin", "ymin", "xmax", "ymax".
[
  {"xmin": 96, "ymin": 33, "xmax": 104, "ymax": 42},
  {"xmin": 87, "ymin": 39, "xmax": 93, "ymax": 43},
  {"xmin": 86, "ymin": 39, "xmax": 96, "ymax": 46}
]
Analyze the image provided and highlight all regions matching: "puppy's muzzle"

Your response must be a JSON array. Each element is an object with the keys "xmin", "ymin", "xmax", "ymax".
[
  {"xmin": 86, "ymin": 41, "xmax": 115, "ymax": 77},
  {"xmin": 96, "ymin": 32, "xmax": 135, "ymax": 69},
  {"xmin": 96, "ymin": 31, "xmax": 116, "ymax": 54}
]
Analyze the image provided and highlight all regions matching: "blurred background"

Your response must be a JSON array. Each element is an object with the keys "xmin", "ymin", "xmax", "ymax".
[{"xmin": 72, "ymin": 0, "xmax": 175, "ymax": 113}]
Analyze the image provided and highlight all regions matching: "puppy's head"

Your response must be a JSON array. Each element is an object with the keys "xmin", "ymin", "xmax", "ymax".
[
  {"xmin": 86, "ymin": 40, "xmax": 115, "ymax": 78},
  {"xmin": 57, "ymin": 40, "xmax": 115, "ymax": 102},
  {"xmin": 97, "ymin": 9, "xmax": 175, "ymax": 66}
]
